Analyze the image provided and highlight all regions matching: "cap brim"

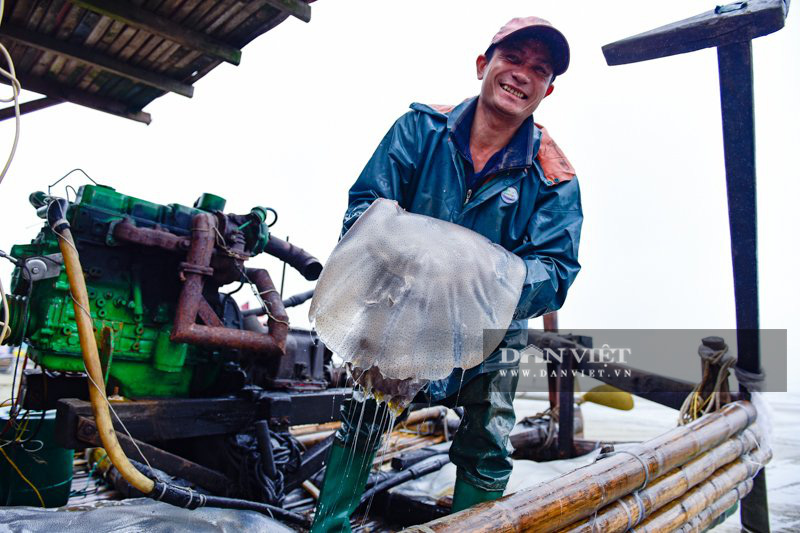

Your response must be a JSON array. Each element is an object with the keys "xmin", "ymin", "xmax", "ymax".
[{"xmin": 498, "ymin": 25, "xmax": 570, "ymax": 76}]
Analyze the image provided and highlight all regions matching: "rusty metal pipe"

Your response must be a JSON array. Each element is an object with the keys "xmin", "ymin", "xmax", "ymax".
[
  {"xmin": 170, "ymin": 213, "xmax": 287, "ymax": 356},
  {"xmin": 113, "ymin": 219, "xmax": 189, "ymax": 252},
  {"xmin": 245, "ymin": 267, "xmax": 289, "ymax": 344}
]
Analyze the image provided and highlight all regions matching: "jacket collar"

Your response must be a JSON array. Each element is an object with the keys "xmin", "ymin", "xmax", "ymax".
[{"xmin": 447, "ymin": 96, "xmax": 539, "ymax": 172}]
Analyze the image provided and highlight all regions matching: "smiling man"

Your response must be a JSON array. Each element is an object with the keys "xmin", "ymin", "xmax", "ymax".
[{"xmin": 311, "ymin": 17, "xmax": 583, "ymax": 532}]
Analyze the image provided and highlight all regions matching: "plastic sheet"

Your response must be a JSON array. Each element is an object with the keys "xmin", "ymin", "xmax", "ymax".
[
  {"xmin": 0, "ymin": 498, "xmax": 295, "ymax": 533},
  {"xmin": 310, "ymin": 199, "xmax": 526, "ymax": 385}
]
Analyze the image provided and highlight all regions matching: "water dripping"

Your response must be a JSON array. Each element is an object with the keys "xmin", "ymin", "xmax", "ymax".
[
  {"xmin": 361, "ymin": 409, "xmax": 397, "ymax": 525},
  {"xmin": 453, "ymin": 368, "xmax": 466, "ymax": 407}
]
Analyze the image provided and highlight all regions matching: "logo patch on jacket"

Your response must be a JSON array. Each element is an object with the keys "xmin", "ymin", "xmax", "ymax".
[{"xmin": 501, "ymin": 187, "xmax": 519, "ymax": 204}]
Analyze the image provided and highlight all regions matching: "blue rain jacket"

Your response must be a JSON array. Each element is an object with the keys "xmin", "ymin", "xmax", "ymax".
[{"xmin": 342, "ymin": 97, "xmax": 583, "ymax": 400}]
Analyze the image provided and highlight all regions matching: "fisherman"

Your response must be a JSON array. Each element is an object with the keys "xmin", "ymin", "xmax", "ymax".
[{"xmin": 311, "ymin": 17, "xmax": 583, "ymax": 531}]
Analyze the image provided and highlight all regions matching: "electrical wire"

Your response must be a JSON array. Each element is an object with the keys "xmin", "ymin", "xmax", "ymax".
[
  {"xmin": 0, "ymin": 276, "xmax": 10, "ymax": 343},
  {"xmin": 47, "ymin": 168, "xmax": 98, "ymax": 196},
  {"xmin": 0, "ymin": 0, "xmax": 21, "ymax": 186},
  {"xmin": 0, "ymin": 446, "xmax": 45, "ymax": 507},
  {"xmin": 0, "ymin": 257, "xmax": 33, "ymax": 441}
]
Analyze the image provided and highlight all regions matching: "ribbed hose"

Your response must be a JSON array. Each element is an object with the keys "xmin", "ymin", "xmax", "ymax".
[{"xmin": 50, "ymin": 200, "xmax": 155, "ymax": 494}]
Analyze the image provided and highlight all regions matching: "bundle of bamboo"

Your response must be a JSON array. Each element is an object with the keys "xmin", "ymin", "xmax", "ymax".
[
  {"xmin": 633, "ymin": 446, "xmax": 770, "ymax": 531},
  {"xmin": 403, "ymin": 401, "xmax": 763, "ymax": 533},
  {"xmin": 557, "ymin": 426, "xmax": 766, "ymax": 532},
  {"xmin": 677, "ymin": 479, "xmax": 754, "ymax": 532}
]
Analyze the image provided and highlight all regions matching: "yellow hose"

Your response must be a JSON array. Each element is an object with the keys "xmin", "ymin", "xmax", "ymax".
[{"xmin": 56, "ymin": 225, "xmax": 155, "ymax": 494}]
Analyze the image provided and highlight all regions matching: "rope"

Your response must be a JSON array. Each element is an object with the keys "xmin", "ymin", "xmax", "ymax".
[
  {"xmin": 523, "ymin": 405, "xmax": 559, "ymax": 451},
  {"xmin": 734, "ymin": 366, "xmax": 765, "ymax": 393},
  {"xmin": 591, "ymin": 449, "xmax": 651, "ymax": 529},
  {"xmin": 678, "ymin": 345, "xmax": 735, "ymax": 425}
]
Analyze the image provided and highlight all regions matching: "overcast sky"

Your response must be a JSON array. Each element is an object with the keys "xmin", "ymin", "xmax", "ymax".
[{"xmin": 0, "ymin": 1, "xmax": 797, "ymax": 388}]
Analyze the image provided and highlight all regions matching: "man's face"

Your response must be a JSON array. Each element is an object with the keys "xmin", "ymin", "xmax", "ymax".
[{"xmin": 476, "ymin": 37, "xmax": 555, "ymax": 122}]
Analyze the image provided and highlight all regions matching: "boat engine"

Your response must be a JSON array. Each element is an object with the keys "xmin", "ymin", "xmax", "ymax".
[{"xmin": 4, "ymin": 184, "xmax": 328, "ymax": 398}]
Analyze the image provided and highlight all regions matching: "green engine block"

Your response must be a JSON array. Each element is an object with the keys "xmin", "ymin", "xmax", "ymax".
[{"xmin": 7, "ymin": 184, "xmax": 272, "ymax": 398}]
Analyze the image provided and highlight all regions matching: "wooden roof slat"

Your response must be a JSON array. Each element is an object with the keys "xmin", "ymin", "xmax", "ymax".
[
  {"xmin": 10, "ymin": 0, "xmax": 35, "ymax": 24},
  {"xmin": 173, "ymin": 0, "xmax": 203, "ymax": 23},
  {"xmin": 83, "ymin": 13, "xmax": 112, "ymax": 46},
  {"xmin": 106, "ymin": 25, "xmax": 136, "ymax": 56},
  {"xmin": 144, "ymin": 37, "xmax": 177, "ymax": 67},
  {"xmin": 263, "ymin": 0, "xmax": 310, "ymax": 23},
  {"xmin": 3, "ymin": 71, "xmax": 151, "ymax": 123},
  {"xmin": 218, "ymin": 0, "xmax": 271, "ymax": 37},
  {"xmin": 39, "ymin": 0, "xmax": 66, "ymax": 34},
  {"xmin": 71, "ymin": 8, "xmax": 100, "ymax": 43},
  {"xmin": 68, "ymin": 0, "xmax": 242, "ymax": 65},
  {"xmin": 47, "ymin": 52, "xmax": 67, "ymax": 78},
  {"xmin": 149, "ymin": 40, "xmax": 179, "ymax": 67},
  {"xmin": 55, "ymin": 4, "xmax": 82, "ymax": 39},
  {"xmin": 0, "ymin": 96, "xmax": 62, "ymax": 122},
  {"xmin": 116, "ymin": 27, "xmax": 148, "ymax": 60},
  {"xmin": 28, "ymin": 0, "xmax": 50, "ymax": 30},
  {"xmin": 203, "ymin": 1, "xmax": 242, "ymax": 35},
  {"xmin": 55, "ymin": 56, "xmax": 78, "ymax": 83},
  {"xmin": 96, "ymin": 20, "xmax": 125, "ymax": 52},
  {"xmin": 75, "ymin": 65, "xmax": 98, "ymax": 90},
  {"xmin": 30, "ymin": 49, "xmax": 56, "ymax": 77},
  {"xmin": 0, "ymin": 24, "xmax": 194, "ymax": 97},
  {"xmin": 156, "ymin": 0, "xmax": 183, "ymax": 17},
  {"xmin": 180, "ymin": 0, "xmax": 217, "ymax": 31},
  {"xmin": 131, "ymin": 33, "xmax": 165, "ymax": 65}
]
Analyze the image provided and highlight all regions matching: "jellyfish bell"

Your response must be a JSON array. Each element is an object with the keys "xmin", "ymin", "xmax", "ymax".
[{"xmin": 310, "ymin": 199, "xmax": 526, "ymax": 407}]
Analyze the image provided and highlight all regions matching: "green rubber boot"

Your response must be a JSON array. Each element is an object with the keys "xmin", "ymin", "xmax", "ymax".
[
  {"xmin": 310, "ymin": 441, "xmax": 376, "ymax": 533},
  {"xmin": 451, "ymin": 478, "xmax": 505, "ymax": 513}
]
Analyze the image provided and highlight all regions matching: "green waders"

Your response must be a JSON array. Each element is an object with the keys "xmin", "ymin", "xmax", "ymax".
[{"xmin": 310, "ymin": 367, "xmax": 519, "ymax": 532}]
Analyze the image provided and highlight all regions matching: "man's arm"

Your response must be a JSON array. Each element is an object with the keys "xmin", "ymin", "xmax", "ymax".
[
  {"xmin": 342, "ymin": 111, "xmax": 420, "ymax": 236},
  {"xmin": 512, "ymin": 177, "xmax": 583, "ymax": 319}
]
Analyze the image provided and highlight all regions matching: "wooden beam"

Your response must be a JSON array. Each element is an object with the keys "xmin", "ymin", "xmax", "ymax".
[
  {"xmin": 1, "ymin": 74, "xmax": 151, "ymax": 124},
  {"xmin": 75, "ymin": 416, "xmax": 233, "ymax": 495},
  {"xmin": 602, "ymin": 0, "xmax": 788, "ymax": 66},
  {"xmin": 528, "ymin": 332, "xmax": 696, "ymax": 410},
  {"xmin": 56, "ymin": 397, "xmax": 256, "ymax": 445},
  {"xmin": 263, "ymin": 0, "xmax": 311, "ymax": 23},
  {"xmin": 0, "ymin": 24, "xmax": 194, "ymax": 97},
  {"xmin": 68, "ymin": 0, "xmax": 242, "ymax": 65},
  {"xmin": 0, "ymin": 96, "xmax": 62, "ymax": 121}
]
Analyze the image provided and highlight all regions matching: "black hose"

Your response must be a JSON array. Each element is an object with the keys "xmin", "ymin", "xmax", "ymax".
[
  {"xmin": 264, "ymin": 236, "xmax": 322, "ymax": 281},
  {"xmin": 255, "ymin": 420, "xmax": 277, "ymax": 479},
  {"xmin": 358, "ymin": 455, "xmax": 450, "ymax": 507},
  {"xmin": 150, "ymin": 481, "xmax": 310, "ymax": 528},
  {"xmin": 242, "ymin": 289, "xmax": 315, "ymax": 316},
  {"xmin": 282, "ymin": 289, "xmax": 314, "ymax": 309}
]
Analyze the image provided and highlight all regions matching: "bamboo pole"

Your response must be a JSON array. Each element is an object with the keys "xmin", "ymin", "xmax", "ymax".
[
  {"xmin": 633, "ymin": 446, "xmax": 770, "ymax": 532},
  {"xmin": 677, "ymin": 479, "xmax": 754, "ymax": 533},
  {"xmin": 290, "ymin": 421, "xmax": 341, "ymax": 436},
  {"xmin": 402, "ymin": 401, "xmax": 756, "ymax": 533},
  {"xmin": 556, "ymin": 425, "xmax": 763, "ymax": 533},
  {"xmin": 295, "ymin": 406, "xmax": 447, "ymax": 447}
]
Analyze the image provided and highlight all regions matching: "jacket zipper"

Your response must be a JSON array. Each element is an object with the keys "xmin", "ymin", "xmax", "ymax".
[{"xmin": 464, "ymin": 188, "xmax": 473, "ymax": 205}]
